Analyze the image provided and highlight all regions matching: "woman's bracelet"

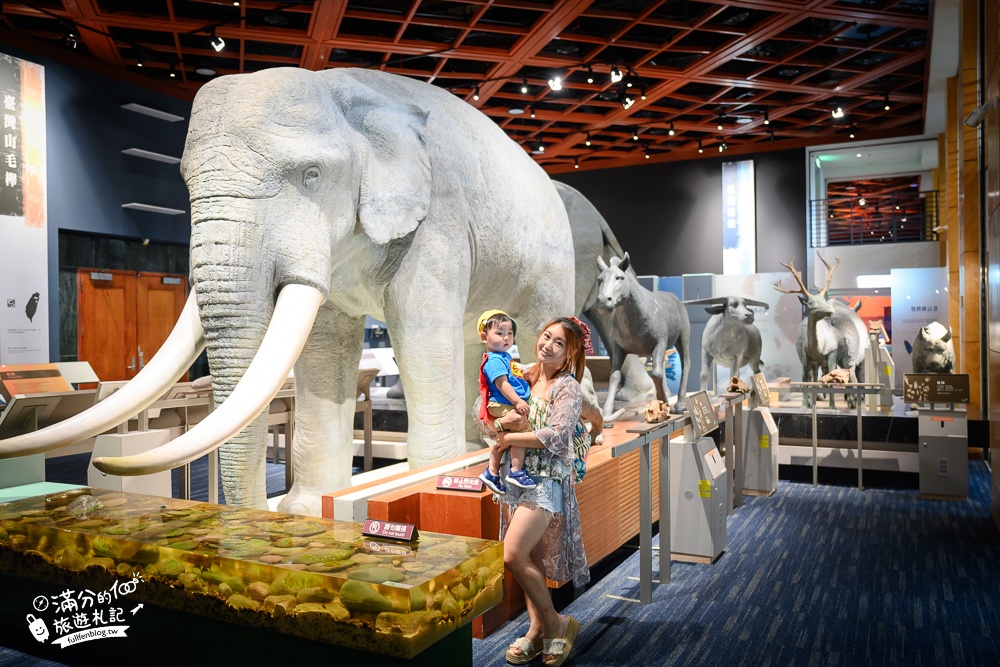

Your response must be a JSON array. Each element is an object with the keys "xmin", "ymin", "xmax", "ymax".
[{"xmin": 493, "ymin": 419, "xmax": 504, "ymax": 432}]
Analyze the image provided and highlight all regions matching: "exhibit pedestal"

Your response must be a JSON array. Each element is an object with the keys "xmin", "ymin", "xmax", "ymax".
[
  {"xmin": 742, "ymin": 407, "xmax": 779, "ymax": 496},
  {"xmin": 917, "ymin": 408, "xmax": 968, "ymax": 500},
  {"xmin": 669, "ymin": 437, "xmax": 727, "ymax": 563},
  {"xmin": 87, "ymin": 429, "xmax": 173, "ymax": 496}
]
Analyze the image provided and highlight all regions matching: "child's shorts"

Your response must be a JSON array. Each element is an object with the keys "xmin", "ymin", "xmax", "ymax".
[{"xmin": 488, "ymin": 402, "xmax": 529, "ymax": 432}]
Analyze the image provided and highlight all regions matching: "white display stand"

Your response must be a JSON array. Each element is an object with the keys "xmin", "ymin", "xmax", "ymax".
[
  {"xmin": 88, "ymin": 429, "xmax": 173, "ymax": 497},
  {"xmin": 917, "ymin": 408, "xmax": 968, "ymax": 500},
  {"xmin": 669, "ymin": 436, "xmax": 727, "ymax": 563},
  {"xmin": 742, "ymin": 407, "xmax": 779, "ymax": 496}
]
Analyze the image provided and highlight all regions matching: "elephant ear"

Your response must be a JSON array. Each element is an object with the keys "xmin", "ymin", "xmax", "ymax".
[{"xmin": 334, "ymin": 75, "xmax": 431, "ymax": 245}]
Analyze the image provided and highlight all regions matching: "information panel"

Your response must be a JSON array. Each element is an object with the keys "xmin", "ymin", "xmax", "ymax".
[{"xmin": 0, "ymin": 52, "xmax": 47, "ymax": 364}]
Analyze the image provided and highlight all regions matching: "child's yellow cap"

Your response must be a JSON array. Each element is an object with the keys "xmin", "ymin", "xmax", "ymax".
[{"xmin": 477, "ymin": 309, "xmax": 515, "ymax": 334}]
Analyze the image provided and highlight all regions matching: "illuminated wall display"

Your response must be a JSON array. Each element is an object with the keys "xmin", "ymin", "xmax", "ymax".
[{"xmin": 721, "ymin": 159, "xmax": 756, "ymax": 275}]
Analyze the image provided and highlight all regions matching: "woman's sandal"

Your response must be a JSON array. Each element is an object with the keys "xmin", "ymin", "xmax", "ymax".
[
  {"xmin": 505, "ymin": 636, "xmax": 542, "ymax": 664},
  {"xmin": 541, "ymin": 616, "xmax": 581, "ymax": 666}
]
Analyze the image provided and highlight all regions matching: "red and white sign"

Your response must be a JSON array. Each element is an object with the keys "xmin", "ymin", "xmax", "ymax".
[
  {"xmin": 362, "ymin": 518, "xmax": 417, "ymax": 542},
  {"xmin": 435, "ymin": 475, "xmax": 484, "ymax": 492}
]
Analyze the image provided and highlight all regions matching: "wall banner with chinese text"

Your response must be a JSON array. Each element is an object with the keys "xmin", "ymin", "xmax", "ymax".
[
  {"xmin": 0, "ymin": 52, "xmax": 48, "ymax": 364},
  {"xmin": 721, "ymin": 160, "xmax": 756, "ymax": 275}
]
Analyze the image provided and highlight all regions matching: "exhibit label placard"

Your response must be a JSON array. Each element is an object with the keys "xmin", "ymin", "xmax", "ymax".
[
  {"xmin": 686, "ymin": 391, "xmax": 719, "ymax": 438},
  {"xmin": 362, "ymin": 518, "xmax": 418, "ymax": 543},
  {"xmin": 0, "ymin": 52, "xmax": 48, "ymax": 365},
  {"xmin": 0, "ymin": 363, "xmax": 71, "ymax": 401},
  {"xmin": 751, "ymin": 372, "xmax": 770, "ymax": 405},
  {"xmin": 435, "ymin": 475, "xmax": 484, "ymax": 492},
  {"xmin": 903, "ymin": 373, "xmax": 970, "ymax": 404}
]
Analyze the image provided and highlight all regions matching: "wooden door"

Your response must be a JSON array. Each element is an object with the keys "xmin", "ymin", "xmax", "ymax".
[
  {"xmin": 77, "ymin": 269, "xmax": 188, "ymax": 382},
  {"xmin": 136, "ymin": 273, "xmax": 188, "ymax": 377},
  {"xmin": 78, "ymin": 269, "xmax": 137, "ymax": 381}
]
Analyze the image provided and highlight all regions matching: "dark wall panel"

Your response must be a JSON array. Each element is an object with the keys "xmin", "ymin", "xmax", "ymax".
[{"xmin": 555, "ymin": 148, "xmax": 808, "ymax": 278}]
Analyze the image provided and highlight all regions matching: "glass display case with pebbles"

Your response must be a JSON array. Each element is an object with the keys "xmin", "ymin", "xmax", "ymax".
[{"xmin": 0, "ymin": 488, "xmax": 503, "ymax": 658}]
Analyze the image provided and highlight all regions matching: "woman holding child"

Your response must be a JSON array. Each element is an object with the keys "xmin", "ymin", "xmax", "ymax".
[{"xmin": 486, "ymin": 316, "xmax": 591, "ymax": 667}]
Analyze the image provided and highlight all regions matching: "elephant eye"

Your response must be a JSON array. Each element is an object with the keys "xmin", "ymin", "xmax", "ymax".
[{"xmin": 303, "ymin": 166, "xmax": 321, "ymax": 190}]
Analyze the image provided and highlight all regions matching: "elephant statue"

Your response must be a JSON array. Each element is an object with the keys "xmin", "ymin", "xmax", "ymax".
[{"xmin": 0, "ymin": 68, "xmax": 623, "ymax": 517}]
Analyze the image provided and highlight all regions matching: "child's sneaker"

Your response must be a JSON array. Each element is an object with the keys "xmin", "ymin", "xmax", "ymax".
[
  {"xmin": 479, "ymin": 469, "xmax": 506, "ymax": 495},
  {"xmin": 505, "ymin": 468, "xmax": 537, "ymax": 489}
]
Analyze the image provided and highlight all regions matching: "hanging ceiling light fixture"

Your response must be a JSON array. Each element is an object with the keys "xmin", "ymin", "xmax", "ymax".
[
  {"xmin": 521, "ymin": 78, "xmax": 528, "ymax": 94},
  {"xmin": 644, "ymin": 145, "xmax": 650, "ymax": 159},
  {"xmin": 883, "ymin": 93, "xmax": 891, "ymax": 111},
  {"xmin": 717, "ymin": 116, "xmax": 724, "ymax": 131},
  {"xmin": 763, "ymin": 108, "xmax": 769, "ymax": 125},
  {"xmin": 585, "ymin": 133, "xmax": 592, "ymax": 147},
  {"xmin": 831, "ymin": 107, "xmax": 844, "ymax": 119},
  {"xmin": 473, "ymin": 86, "xmax": 480, "ymax": 101},
  {"xmin": 168, "ymin": 62, "xmax": 177, "ymax": 78},
  {"xmin": 668, "ymin": 121, "xmax": 675, "ymax": 136},
  {"xmin": 698, "ymin": 139, "xmax": 703, "ymax": 154},
  {"xmin": 547, "ymin": 75, "xmax": 563, "ymax": 91},
  {"xmin": 622, "ymin": 94, "xmax": 635, "ymax": 110},
  {"xmin": 529, "ymin": 105, "xmax": 536, "ymax": 119},
  {"xmin": 610, "ymin": 64, "xmax": 623, "ymax": 84},
  {"xmin": 632, "ymin": 128, "xmax": 639, "ymax": 141},
  {"xmin": 574, "ymin": 157, "xmax": 580, "ymax": 169},
  {"xmin": 586, "ymin": 66, "xmax": 594, "ymax": 84},
  {"xmin": 210, "ymin": 31, "xmax": 225, "ymax": 52}
]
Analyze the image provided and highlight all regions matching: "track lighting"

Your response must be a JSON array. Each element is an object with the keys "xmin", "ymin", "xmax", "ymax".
[
  {"xmin": 210, "ymin": 31, "xmax": 225, "ymax": 52},
  {"xmin": 548, "ymin": 75, "xmax": 562, "ymax": 91},
  {"xmin": 698, "ymin": 139, "xmax": 703, "ymax": 154},
  {"xmin": 883, "ymin": 93, "xmax": 890, "ymax": 111},
  {"xmin": 521, "ymin": 78, "xmax": 528, "ymax": 94},
  {"xmin": 473, "ymin": 86, "xmax": 480, "ymax": 101},
  {"xmin": 574, "ymin": 158, "xmax": 580, "ymax": 169},
  {"xmin": 625, "ymin": 79, "xmax": 633, "ymax": 88},
  {"xmin": 644, "ymin": 145, "xmax": 650, "ymax": 159},
  {"xmin": 831, "ymin": 107, "xmax": 844, "ymax": 119},
  {"xmin": 585, "ymin": 133, "xmax": 592, "ymax": 147},
  {"xmin": 632, "ymin": 128, "xmax": 639, "ymax": 141},
  {"xmin": 640, "ymin": 89, "xmax": 646, "ymax": 101},
  {"xmin": 763, "ymin": 108, "xmax": 769, "ymax": 125},
  {"xmin": 62, "ymin": 30, "xmax": 78, "ymax": 49},
  {"xmin": 622, "ymin": 94, "xmax": 635, "ymax": 110},
  {"xmin": 610, "ymin": 65, "xmax": 623, "ymax": 84},
  {"xmin": 668, "ymin": 121, "xmax": 675, "ymax": 136},
  {"xmin": 586, "ymin": 66, "xmax": 594, "ymax": 84},
  {"xmin": 529, "ymin": 105, "xmax": 536, "ymax": 119},
  {"xmin": 718, "ymin": 142, "xmax": 727, "ymax": 152}
]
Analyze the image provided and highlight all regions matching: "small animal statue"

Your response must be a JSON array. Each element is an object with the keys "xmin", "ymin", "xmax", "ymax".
[
  {"xmin": 773, "ymin": 254, "xmax": 866, "ymax": 408},
  {"xmin": 908, "ymin": 321, "xmax": 955, "ymax": 373},
  {"xmin": 592, "ymin": 253, "xmax": 691, "ymax": 417},
  {"xmin": 684, "ymin": 296, "xmax": 769, "ymax": 392}
]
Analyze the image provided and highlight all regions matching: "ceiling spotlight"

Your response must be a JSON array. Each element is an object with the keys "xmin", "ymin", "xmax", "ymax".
[
  {"xmin": 62, "ymin": 30, "xmax": 79, "ymax": 49},
  {"xmin": 536, "ymin": 142, "xmax": 545, "ymax": 153},
  {"xmin": 698, "ymin": 139, "xmax": 703, "ymax": 154},
  {"xmin": 521, "ymin": 78, "xmax": 529, "ymax": 94},
  {"xmin": 574, "ymin": 157, "xmax": 580, "ymax": 169},
  {"xmin": 858, "ymin": 196, "xmax": 866, "ymax": 206},
  {"xmin": 717, "ymin": 116, "xmax": 724, "ymax": 131},
  {"xmin": 233, "ymin": 0, "xmax": 239, "ymax": 5},
  {"xmin": 548, "ymin": 75, "xmax": 562, "ymax": 91},
  {"xmin": 883, "ymin": 93, "xmax": 890, "ymax": 111},
  {"xmin": 585, "ymin": 133, "xmax": 592, "ymax": 147},
  {"xmin": 625, "ymin": 79, "xmax": 633, "ymax": 88},
  {"xmin": 586, "ymin": 66, "xmax": 594, "ymax": 84},
  {"xmin": 640, "ymin": 89, "xmax": 646, "ymax": 101},
  {"xmin": 195, "ymin": 64, "xmax": 217, "ymax": 76},
  {"xmin": 168, "ymin": 62, "xmax": 177, "ymax": 78},
  {"xmin": 529, "ymin": 105, "xmax": 536, "ymax": 119},
  {"xmin": 136, "ymin": 53, "xmax": 144, "ymax": 68},
  {"xmin": 850, "ymin": 131, "xmax": 856, "ymax": 139},
  {"xmin": 644, "ymin": 145, "xmax": 650, "ymax": 159},
  {"xmin": 763, "ymin": 108, "xmax": 770, "ymax": 125},
  {"xmin": 210, "ymin": 31, "xmax": 225, "ymax": 52},
  {"xmin": 668, "ymin": 121, "xmax": 675, "ymax": 136},
  {"xmin": 718, "ymin": 142, "xmax": 725, "ymax": 153},
  {"xmin": 610, "ymin": 65, "xmax": 623, "ymax": 83},
  {"xmin": 856, "ymin": 152, "xmax": 862, "ymax": 158},
  {"xmin": 473, "ymin": 86, "xmax": 480, "ymax": 101},
  {"xmin": 831, "ymin": 107, "xmax": 844, "ymax": 119},
  {"xmin": 622, "ymin": 94, "xmax": 635, "ymax": 110},
  {"xmin": 632, "ymin": 128, "xmax": 639, "ymax": 141}
]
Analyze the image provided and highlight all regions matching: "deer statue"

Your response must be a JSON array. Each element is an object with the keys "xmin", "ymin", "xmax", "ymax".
[{"xmin": 773, "ymin": 254, "xmax": 866, "ymax": 408}]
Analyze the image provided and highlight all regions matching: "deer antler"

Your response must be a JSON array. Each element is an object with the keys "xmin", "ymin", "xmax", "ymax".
[
  {"xmin": 816, "ymin": 252, "xmax": 840, "ymax": 297},
  {"xmin": 772, "ymin": 257, "xmax": 810, "ymax": 295}
]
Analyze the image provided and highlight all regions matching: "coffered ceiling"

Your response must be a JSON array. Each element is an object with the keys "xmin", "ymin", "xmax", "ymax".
[{"xmin": 1, "ymin": 0, "xmax": 932, "ymax": 170}]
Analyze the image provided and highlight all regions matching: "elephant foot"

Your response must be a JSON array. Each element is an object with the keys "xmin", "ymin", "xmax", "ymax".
[{"xmin": 277, "ymin": 489, "xmax": 324, "ymax": 518}]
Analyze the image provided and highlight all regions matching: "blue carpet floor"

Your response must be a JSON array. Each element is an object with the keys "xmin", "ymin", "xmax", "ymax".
[{"xmin": 473, "ymin": 461, "xmax": 1000, "ymax": 666}]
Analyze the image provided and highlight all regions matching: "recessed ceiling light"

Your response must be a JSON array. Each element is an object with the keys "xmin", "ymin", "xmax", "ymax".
[
  {"xmin": 508, "ymin": 107, "xmax": 525, "ymax": 115},
  {"xmin": 195, "ymin": 65, "xmax": 217, "ymax": 76},
  {"xmin": 735, "ymin": 117, "xmax": 752, "ymax": 125}
]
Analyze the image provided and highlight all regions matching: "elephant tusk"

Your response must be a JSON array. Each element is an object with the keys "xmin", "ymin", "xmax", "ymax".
[
  {"xmin": 93, "ymin": 284, "xmax": 324, "ymax": 476},
  {"xmin": 0, "ymin": 290, "xmax": 206, "ymax": 458}
]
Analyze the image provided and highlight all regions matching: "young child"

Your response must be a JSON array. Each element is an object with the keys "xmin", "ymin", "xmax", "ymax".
[{"xmin": 476, "ymin": 309, "xmax": 537, "ymax": 495}]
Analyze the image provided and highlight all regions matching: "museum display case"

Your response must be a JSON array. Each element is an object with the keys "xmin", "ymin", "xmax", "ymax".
[{"xmin": 0, "ymin": 487, "xmax": 502, "ymax": 658}]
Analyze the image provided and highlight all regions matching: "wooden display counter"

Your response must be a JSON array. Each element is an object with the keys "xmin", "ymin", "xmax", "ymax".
[{"xmin": 325, "ymin": 418, "xmax": 687, "ymax": 636}]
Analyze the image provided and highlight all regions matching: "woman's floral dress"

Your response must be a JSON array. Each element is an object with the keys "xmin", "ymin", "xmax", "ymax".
[{"xmin": 498, "ymin": 373, "xmax": 590, "ymax": 588}]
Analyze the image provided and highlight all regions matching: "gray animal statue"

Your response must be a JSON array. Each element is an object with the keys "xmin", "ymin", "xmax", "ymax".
[
  {"xmin": 685, "ymin": 296, "xmax": 769, "ymax": 392},
  {"xmin": 0, "ymin": 68, "xmax": 622, "ymax": 517},
  {"xmin": 773, "ymin": 254, "xmax": 866, "ymax": 408},
  {"xmin": 592, "ymin": 253, "xmax": 691, "ymax": 417},
  {"xmin": 908, "ymin": 321, "xmax": 955, "ymax": 373}
]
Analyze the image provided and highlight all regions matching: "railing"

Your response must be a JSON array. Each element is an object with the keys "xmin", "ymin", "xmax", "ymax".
[{"xmin": 810, "ymin": 190, "xmax": 940, "ymax": 247}]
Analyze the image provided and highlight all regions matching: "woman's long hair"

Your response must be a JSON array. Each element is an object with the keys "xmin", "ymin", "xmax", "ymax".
[{"xmin": 524, "ymin": 317, "xmax": 587, "ymax": 386}]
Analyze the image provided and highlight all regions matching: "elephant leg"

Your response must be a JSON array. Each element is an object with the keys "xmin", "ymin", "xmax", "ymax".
[
  {"xmin": 278, "ymin": 304, "xmax": 365, "ymax": 517},
  {"xmin": 385, "ymin": 292, "xmax": 468, "ymax": 470},
  {"xmin": 700, "ymin": 349, "xmax": 714, "ymax": 393},
  {"xmin": 603, "ymin": 347, "xmax": 625, "ymax": 418}
]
